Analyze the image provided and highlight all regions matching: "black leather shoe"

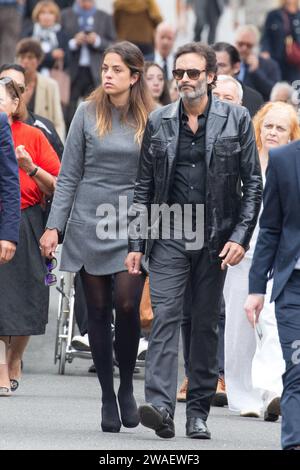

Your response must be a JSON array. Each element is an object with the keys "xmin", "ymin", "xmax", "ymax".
[
  {"xmin": 139, "ymin": 404, "xmax": 175, "ymax": 438},
  {"xmin": 186, "ymin": 417, "xmax": 211, "ymax": 439}
]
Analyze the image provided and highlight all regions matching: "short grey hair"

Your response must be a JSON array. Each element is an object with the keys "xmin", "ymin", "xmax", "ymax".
[
  {"xmin": 216, "ymin": 74, "xmax": 244, "ymax": 103},
  {"xmin": 270, "ymin": 81, "xmax": 298, "ymax": 106},
  {"xmin": 235, "ymin": 24, "xmax": 260, "ymax": 46}
]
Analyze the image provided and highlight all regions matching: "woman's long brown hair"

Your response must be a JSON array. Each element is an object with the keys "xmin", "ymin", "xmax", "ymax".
[{"xmin": 87, "ymin": 41, "xmax": 155, "ymax": 145}]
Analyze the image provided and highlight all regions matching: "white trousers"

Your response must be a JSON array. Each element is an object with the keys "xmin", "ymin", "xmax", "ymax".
[{"xmin": 223, "ymin": 258, "xmax": 285, "ymax": 413}]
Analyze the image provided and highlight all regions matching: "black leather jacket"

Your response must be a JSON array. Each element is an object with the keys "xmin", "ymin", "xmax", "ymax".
[{"xmin": 128, "ymin": 95, "xmax": 263, "ymax": 260}]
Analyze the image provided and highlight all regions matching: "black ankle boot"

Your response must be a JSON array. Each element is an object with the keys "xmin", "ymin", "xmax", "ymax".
[
  {"xmin": 117, "ymin": 390, "xmax": 140, "ymax": 428},
  {"xmin": 101, "ymin": 398, "xmax": 121, "ymax": 433}
]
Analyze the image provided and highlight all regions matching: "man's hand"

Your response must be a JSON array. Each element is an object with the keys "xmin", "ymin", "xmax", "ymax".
[
  {"xmin": 244, "ymin": 294, "xmax": 265, "ymax": 327},
  {"xmin": 246, "ymin": 54, "xmax": 259, "ymax": 72},
  {"xmin": 86, "ymin": 32, "xmax": 98, "ymax": 46},
  {"xmin": 40, "ymin": 229, "xmax": 59, "ymax": 258},
  {"xmin": 219, "ymin": 242, "xmax": 245, "ymax": 270},
  {"xmin": 52, "ymin": 48, "xmax": 65, "ymax": 60},
  {"xmin": 0, "ymin": 240, "xmax": 16, "ymax": 264},
  {"xmin": 125, "ymin": 252, "xmax": 143, "ymax": 275},
  {"xmin": 74, "ymin": 32, "xmax": 87, "ymax": 46}
]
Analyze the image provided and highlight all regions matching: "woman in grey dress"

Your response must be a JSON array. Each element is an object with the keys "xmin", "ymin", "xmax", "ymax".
[{"xmin": 40, "ymin": 41, "xmax": 154, "ymax": 432}]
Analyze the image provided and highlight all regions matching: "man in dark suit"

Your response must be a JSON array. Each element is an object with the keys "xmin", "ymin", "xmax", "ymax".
[
  {"xmin": 245, "ymin": 140, "xmax": 300, "ymax": 450},
  {"xmin": 0, "ymin": 112, "xmax": 20, "ymax": 263},
  {"xmin": 212, "ymin": 42, "xmax": 264, "ymax": 118},
  {"xmin": 61, "ymin": 0, "xmax": 116, "ymax": 126},
  {"xmin": 235, "ymin": 25, "xmax": 281, "ymax": 101}
]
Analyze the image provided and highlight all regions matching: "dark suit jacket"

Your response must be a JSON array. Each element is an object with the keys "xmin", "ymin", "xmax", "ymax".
[
  {"xmin": 243, "ymin": 56, "xmax": 281, "ymax": 102},
  {"xmin": 249, "ymin": 140, "xmax": 300, "ymax": 302},
  {"xmin": 0, "ymin": 113, "xmax": 21, "ymax": 243},
  {"xmin": 61, "ymin": 8, "xmax": 116, "ymax": 86},
  {"xmin": 241, "ymin": 83, "xmax": 264, "ymax": 118}
]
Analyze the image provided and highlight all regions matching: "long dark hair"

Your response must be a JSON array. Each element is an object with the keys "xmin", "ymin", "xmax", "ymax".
[
  {"xmin": 87, "ymin": 41, "xmax": 155, "ymax": 145},
  {"xmin": 144, "ymin": 61, "xmax": 171, "ymax": 106}
]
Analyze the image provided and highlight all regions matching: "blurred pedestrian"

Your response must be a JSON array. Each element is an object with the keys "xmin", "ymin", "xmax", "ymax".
[
  {"xmin": 114, "ymin": 0, "xmax": 163, "ymax": 56},
  {"xmin": 261, "ymin": 0, "xmax": 300, "ymax": 83},
  {"xmin": 145, "ymin": 62, "xmax": 171, "ymax": 106},
  {"xmin": 235, "ymin": 24, "xmax": 282, "ymax": 101},
  {"xmin": 153, "ymin": 22, "xmax": 176, "ymax": 80},
  {"xmin": 0, "ymin": 0, "xmax": 22, "ymax": 65},
  {"xmin": 187, "ymin": 0, "xmax": 225, "ymax": 44},
  {"xmin": 16, "ymin": 38, "xmax": 66, "ymax": 141},
  {"xmin": 212, "ymin": 42, "xmax": 264, "ymax": 117},
  {"xmin": 61, "ymin": 0, "xmax": 116, "ymax": 127},
  {"xmin": 22, "ymin": 1, "xmax": 70, "ymax": 77}
]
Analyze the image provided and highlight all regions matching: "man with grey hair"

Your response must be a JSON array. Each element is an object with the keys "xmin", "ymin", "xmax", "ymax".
[
  {"xmin": 153, "ymin": 22, "xmax": 176, "ymax": 81},
  {"xmin": 235, "ymin": 24, "xmax": 281, "ymax": 101},
  {"xmin": 213, "ymin": 74, "xmax": 244, "ymax": 105},
  {"xmin": 270, "ymin": 81, "xmax": 298, "ymax": 108}
]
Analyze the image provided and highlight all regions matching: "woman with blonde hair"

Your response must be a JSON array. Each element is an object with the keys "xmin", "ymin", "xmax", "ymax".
[
  {"xmin": 40, "ymin": 41, "xmax": 155, "ymax": 433},
  {"xmin": 223, "ymin": 101, "xmax": 300, "ymax": 420},
  {"xmin": 23, "ymin": 0, "xmax": 69, "ymax": 77}
]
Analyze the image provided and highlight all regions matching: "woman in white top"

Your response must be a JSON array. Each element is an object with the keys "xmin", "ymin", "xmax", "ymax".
[{"xmin": 224, "ymin": 102, "xmax": 300, "ymax": 420}]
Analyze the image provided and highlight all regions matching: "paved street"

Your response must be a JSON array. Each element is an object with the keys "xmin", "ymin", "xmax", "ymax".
[{"xmin": 0, "ymin": 255, "xmax": 281, "ymax": 451}]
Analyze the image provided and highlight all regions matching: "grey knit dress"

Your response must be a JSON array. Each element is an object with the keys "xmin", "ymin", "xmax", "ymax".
[{"xmin": 47, "ymin": 101, "xmax": 140, "ymax": 275}]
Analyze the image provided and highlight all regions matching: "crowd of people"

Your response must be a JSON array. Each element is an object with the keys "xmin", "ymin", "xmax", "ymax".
[{"xmin": 0, "ymin": 0, "xmax": 300, "ymax": 451}]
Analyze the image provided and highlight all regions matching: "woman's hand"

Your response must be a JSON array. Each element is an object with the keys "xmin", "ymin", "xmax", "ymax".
[
  {"xmin": 52, "ymin": 48, "xmax": 65, "ymax": 60},
  {"xmin": 15, "ymin": 145, "xmax": 35, "ymax": 174},
  {"xmin": 0, "ymin": 240, "xmax": 16, "ymax": 264},
  {"xmin": 40, "ymin": 229, "xmax": 59, "ymax": 258}
]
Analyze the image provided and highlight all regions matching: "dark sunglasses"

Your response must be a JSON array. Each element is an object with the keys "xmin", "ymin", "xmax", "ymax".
[
  {"xmin": 44, "ymin": 257, "xmax": 57, "ymax": 287},
  {"xmin": 172, "ymin": 68, "xmax": 206, "ymax": 80}
]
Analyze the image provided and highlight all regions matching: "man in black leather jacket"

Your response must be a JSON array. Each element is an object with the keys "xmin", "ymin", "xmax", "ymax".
[{"xmin": 125, "ymin": 42, "xmax": 263, "ymax": 440}]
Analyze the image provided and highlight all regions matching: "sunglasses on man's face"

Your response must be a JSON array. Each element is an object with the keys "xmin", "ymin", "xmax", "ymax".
[
  {"xmin": 44, "ymin": 257, "xmax": 57, "ymax": 287},
  {"xmin": 172, "ymin": 68, "xmax": 206, "ymax": 80}
]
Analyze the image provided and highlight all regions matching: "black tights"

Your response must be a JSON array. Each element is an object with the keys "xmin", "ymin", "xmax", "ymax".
[{"xmin": 80, "ymin": 269, "xmax": 144, "ymax": 429}]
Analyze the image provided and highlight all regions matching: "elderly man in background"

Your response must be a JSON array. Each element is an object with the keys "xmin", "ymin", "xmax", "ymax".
[
  {"xmin": 153, "ymin": 22, "xmax": 176, "ymax": 81},
  {"xmin": 235, "ymin": 24, "xmax": 281, "ymax": 101}
]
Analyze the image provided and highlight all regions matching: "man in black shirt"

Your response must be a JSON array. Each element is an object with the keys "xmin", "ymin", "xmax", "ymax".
[{"xmin": 126, "ymin": 42, "xmax": 262, "ymax": 440}]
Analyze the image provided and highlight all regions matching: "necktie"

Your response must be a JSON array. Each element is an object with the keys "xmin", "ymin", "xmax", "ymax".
[{"xmin": 163, "ymin": 58, "xmax": 168, "ymax": 80}]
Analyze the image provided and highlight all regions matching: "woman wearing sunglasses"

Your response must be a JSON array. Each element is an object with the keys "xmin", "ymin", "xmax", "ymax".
[
  {"xmin": 0, "ymin": 77, "xmax": 60, "ymax": 396},
  {"xmin": 40, "ymin": 41, "xmax": 154, "ymax": 433}
]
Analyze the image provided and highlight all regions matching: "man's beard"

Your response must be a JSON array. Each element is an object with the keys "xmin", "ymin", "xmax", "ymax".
[{"xmin": 179, "ymin": 79, "xmax": 207, "ymax": 102}]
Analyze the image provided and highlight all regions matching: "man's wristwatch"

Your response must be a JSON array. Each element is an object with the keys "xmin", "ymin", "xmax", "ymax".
[{"xmin": 28, "ymin": 166, "xmax": 39, "ymax": 177}]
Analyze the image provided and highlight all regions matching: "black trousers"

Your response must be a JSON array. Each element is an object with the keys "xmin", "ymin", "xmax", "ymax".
[
  {"xmin": 194, "ymin": 0, "xmax": 222, "ymax": 44},
  {"xmin": 146, "ymin": 238, "xmax": 227, "ymax": 419},
  {"xmin": 181, "ymin": 285, "xmax": 225, "ymax": 377},
  {"xmin": 275, "ymin": 270, "xmax": 300, "ymax": 449}
]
